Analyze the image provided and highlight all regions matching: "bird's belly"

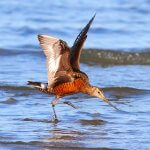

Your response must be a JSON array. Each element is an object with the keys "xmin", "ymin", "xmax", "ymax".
[{"xmin": 53, "ymin": 79, "xmax": 86, "ymax": 97}]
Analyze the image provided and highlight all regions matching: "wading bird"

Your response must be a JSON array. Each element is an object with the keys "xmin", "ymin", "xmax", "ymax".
[{"xmin": 28, "ymin": 15, "xmax": 119, "ymax": 122}]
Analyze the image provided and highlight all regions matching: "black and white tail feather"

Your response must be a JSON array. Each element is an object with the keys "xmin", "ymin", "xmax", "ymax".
[{"xmin": 27, "ymin": 81, "xmax": 50, "ymax": 94}]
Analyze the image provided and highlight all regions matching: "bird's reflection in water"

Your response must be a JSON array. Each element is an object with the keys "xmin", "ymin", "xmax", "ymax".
[
  {"xmin": 41, "ymin": 115, "xmax": 108, "ymax": 149},
  {"xmin": 43, "ymin": 127, "xmax": 85, "ymax": 148}
]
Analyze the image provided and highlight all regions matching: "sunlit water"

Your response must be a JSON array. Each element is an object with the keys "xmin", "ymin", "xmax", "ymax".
[{"xmin": 0, "ymin": 0, "xmax": 150, "ymax": 149}]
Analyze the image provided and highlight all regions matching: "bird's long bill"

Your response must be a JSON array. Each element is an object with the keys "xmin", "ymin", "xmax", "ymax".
[{"xmin": 99, "ymin": 95, "xmax": 120, "ymax": 111}]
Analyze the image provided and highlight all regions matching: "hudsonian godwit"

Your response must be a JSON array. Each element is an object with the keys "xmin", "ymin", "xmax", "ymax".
[{"xmin": 28, "ymin": 15, "xmax": 119, "ymax": 122}]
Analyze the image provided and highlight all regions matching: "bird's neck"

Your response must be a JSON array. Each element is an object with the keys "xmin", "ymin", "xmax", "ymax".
[{"xmin": 82, "ymin": 85, "xmax": 93, "ymax": 96}]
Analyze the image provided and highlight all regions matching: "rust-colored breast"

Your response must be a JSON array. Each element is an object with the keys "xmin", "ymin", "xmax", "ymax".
[{"xmin": 53, "ymin": 78, "xmax": 86, "ymax": 97}]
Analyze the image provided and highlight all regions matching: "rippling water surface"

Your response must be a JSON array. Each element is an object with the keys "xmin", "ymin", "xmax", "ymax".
[{"xmin": 0, "ymin": 0, "xmax": 150, "ymax": 149}]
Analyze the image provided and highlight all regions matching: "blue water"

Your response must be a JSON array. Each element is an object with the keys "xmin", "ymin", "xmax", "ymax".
[
  {"xmin": 0, "ymin": 0, "xmax": 150, "ymax": 149},
  {"xmin": 1, "ymin": 0, "xmax": 150, "ymax": 50}
]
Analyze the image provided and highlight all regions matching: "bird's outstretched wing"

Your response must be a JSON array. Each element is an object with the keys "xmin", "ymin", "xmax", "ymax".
[
  {"xmin": 38, "ymin": 34, "xmax": 73, "ymax": 87},
  {"xmin": 70, "ymin": 14, "xmax": 95, "ymax": 71}
]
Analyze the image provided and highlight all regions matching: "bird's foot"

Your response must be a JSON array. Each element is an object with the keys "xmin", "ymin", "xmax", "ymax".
[
  {"xmin": 52, "ymin": 115, "xmax": 59, "ymax": 123},
  {"xmin": 63, "ymin": 101, "xmax": 77, "ymax": 109}
]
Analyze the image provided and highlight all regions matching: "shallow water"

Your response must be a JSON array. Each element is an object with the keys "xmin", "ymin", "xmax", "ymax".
[
  {"xmin": 0, "ymin": 0, "xmax": 150, "ymax": 149},
  {"xmin": 1, "ymin": 54, "xmax": 150, "ymax": 149},
  {"xmin": 1, "ymin": 0, "xmax": 150, "ymax": 50}
]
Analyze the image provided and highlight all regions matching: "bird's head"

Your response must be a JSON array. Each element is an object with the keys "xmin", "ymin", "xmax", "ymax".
[{"xmin": 88, "ymin": 86, "xmax": 119, "ymax": 110}]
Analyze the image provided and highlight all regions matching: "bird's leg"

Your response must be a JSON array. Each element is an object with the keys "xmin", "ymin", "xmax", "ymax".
[
  {"xmin": 51, "ymin": 97, "xmax": 77, "ymax": 123},
  {"xmin": 51, "ymin": 97, "xmax": 60, "ymax": 123},
  {"xmin": 63, "ymin": 101, "xmax": 77, "ymax": 109}
]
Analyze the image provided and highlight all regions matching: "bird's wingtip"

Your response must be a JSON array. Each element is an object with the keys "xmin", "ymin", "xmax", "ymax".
[
  {"xmin": 37, "ymin": 34, "xmax": 48, "ymax": 39},
  {"xmin": 90, "ymin": 13, "xmax": 96, "ymax": 23},
  {"xmin": 93, "ymin": 13, "xmax": 96, "ymax": 19},
  {"xmin": 37, "ymin": 34, "xmax": 44, "ymax": 38},
  {"xmin": 37, "ymin": 34, "xmax": 59, "ymax": 41},
  {"xmin": 27, "ymin": 81, "xmax": 32, "ymax": 85}
]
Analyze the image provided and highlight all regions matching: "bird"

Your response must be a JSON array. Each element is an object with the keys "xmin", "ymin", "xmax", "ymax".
[{"xmin": 28, "ymin": 15, "xmax": 119, "ymax": 122}]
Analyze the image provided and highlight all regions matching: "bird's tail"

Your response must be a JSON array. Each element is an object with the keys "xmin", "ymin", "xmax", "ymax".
[
  {"xmin": 27, "ymin": 81, "xmax": 49, "ymax": 94},
  {"xmin": 27, "ymin": 81, "xmax": 44, "ymax": 88}
]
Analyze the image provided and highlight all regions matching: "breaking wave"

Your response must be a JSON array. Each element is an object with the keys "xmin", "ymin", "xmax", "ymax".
[
  {"xmin": 1, "ymin": 48, "xmax": 150, "ymax": 65},
  {"xmin": 81, "ymin": 49, "xmax": 150, "ymax": 65}
]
